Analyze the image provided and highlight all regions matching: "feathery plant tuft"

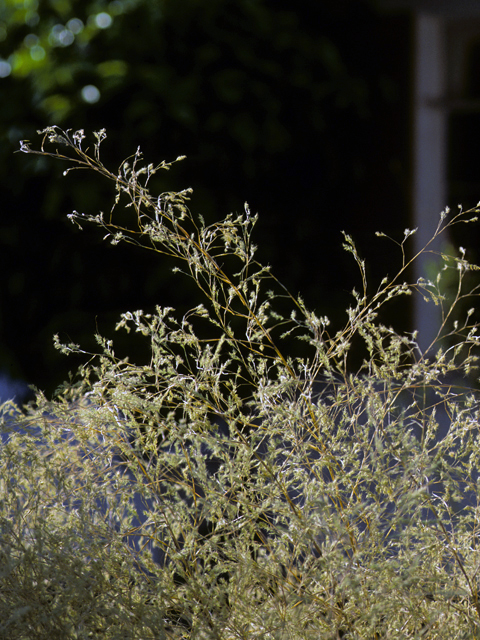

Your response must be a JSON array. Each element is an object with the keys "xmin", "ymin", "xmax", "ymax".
[{"xmin": 3, "ymin": 127, "xmax": 480, "ymax": 638}]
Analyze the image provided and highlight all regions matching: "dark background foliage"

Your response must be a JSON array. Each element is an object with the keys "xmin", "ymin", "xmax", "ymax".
[{"xmin": 0, "ymin": 0, "xmax": 411, "ymax": 394}]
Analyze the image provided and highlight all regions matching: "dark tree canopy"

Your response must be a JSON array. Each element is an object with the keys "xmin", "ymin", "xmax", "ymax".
[{"xmin": 0, "ymin": 0, "xmax": 410, "ymax": 393}]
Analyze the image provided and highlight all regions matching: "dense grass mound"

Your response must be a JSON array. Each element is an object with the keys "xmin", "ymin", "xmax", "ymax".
[{"xmin": 2, "ymin": 127, "xmax": 480, "ymax": 638}]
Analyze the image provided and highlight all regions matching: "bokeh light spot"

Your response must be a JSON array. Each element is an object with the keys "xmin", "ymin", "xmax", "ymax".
[
  {"xmin": 81, "ymin": 85, "xmax": 101, "ymax": 103},
  {"xmin": 95, "ymin": 13, "xmax": 113, "ymax": 29},
  {"xmin": 0, "ymin": 61, "xmax": 11, "ymax": 78}
]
